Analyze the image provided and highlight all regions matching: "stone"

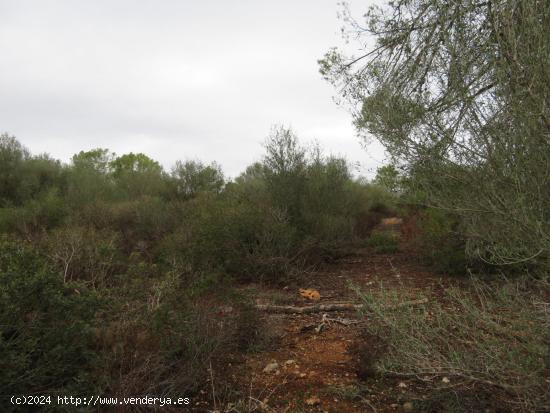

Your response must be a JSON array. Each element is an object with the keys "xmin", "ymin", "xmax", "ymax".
[{"xmin": 262, "ymin": 362, "xmax": 279, "ymax": 373}]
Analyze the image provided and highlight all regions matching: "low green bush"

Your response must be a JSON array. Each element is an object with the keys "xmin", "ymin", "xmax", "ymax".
[
  {"xmin": 0, "ymin": 239, "xmax": 102, "ymax": 400},
  {"xmin": 185, "ymin": 192, "xmax": 299, "ymax": 282},
  {"xmin": 367, "ymin": 232, "xmax": 399, "ymax": 253}
]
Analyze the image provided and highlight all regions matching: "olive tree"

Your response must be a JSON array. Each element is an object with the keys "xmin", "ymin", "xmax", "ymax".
[{"xmin": 320, "ymin": 0, "xmax": 550, "ymax": 269}]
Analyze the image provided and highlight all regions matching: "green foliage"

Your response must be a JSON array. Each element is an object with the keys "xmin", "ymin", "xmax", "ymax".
[
  {"xmin": 171, "ymin": 160, "xmax": 224, "ymax": 199},
  {"xmin": 110, "ymin": 152, "xmax": 162, "ymax": 177},
  {"xmin": 263, "ymin": 126, "xmax": 307, "ymax": 227},
  {"xmin": 0, "ymin": 133, "xmax": 30, "ymax": 207},
  {"xmin": 410, "ymin": 209, "xmax": 468, "ymax": 276},
  {"xmin": 72, "ymin": 148, "xmax": 115, "ymax": 174},
  {"xmin": 111, "ymin": 153, "xmax": 166, "ymax": 198},
  {"xmin": 0, "ymin": 130, "xmax": 397, "ymax": 401},
  {"xmin": 372, "ymin": 165, "xmax": 402, "ymax": 194},
  {"xmin": 184, "ymin": 192, "xmax": 298, "ymax": 282},
  {"xmin": 366, "ymin": 232, "xmax": 399, "ymax": 254},
  {"xmin": 0, "ymin": 189, "xmax": 69, "ymax": 235},
  {"xmin": 263, "ymin": 127, "xmax": 380, "ymax": 247},
  {"xmin": 99, "ymin": 271, "xmax": 228, "ymax": 396},
  {"xmin": 0, "ymin": 239, "xmax": 101, "ymax": 397},
  {"xmin": 321, "ymin": 0, "xmax": 550, "ymax": 272}
]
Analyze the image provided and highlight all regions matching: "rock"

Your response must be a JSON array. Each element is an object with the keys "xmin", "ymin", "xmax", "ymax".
[
  {"xmin": 402, "ymin": 401, "xmax": 413, "ymax": 412},
  {"xmin": 263, "ymin": 362, "xmax": 279, "ymax": 373},
  {"xmin": 284, "ymin": 359, "xmax": 296, "ymax": 365},
  {"xmin": 305, "ymin": 395, "xmax": 321, "ymax": 406}
]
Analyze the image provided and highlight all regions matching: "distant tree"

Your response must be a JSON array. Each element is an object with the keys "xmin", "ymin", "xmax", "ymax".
[
  {"xmin": 263, "ymin": 126, "xmax": 306, "ymax": 177},
  {"xmin": 20, "ymin": 154, "xmax": 66, "ymax": 199},
  {"xmin": 0, "ymin": 134, "xmax": 29, "ymax": 206},
  {"xmin": 110, "ymin": 153, "xmax": 164, "ymax": 198},
  {"xmin": 263, "ymin": 126, "xmax": 307, "ymax": 226},
  {"xmin": 72, "ymin": 148, "xmax": 115, "ymax": 174},
  {"xmin": 110, "ymin": 153, "xmax": 162, "ymax": 177},
  {"xmin": 171, "ymin": 160, "xmax": 224, "ymax": 199}
]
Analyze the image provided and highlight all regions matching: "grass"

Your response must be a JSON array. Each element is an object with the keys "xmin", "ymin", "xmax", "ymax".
[{"xmin": 355, "ymin": 277, "xmax": 550, "ymax": 412}]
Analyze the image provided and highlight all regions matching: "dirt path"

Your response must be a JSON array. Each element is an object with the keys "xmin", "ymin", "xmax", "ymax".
[{"xmin": 206, "ymin": 221, "xmax": 448, "ymax": 413}]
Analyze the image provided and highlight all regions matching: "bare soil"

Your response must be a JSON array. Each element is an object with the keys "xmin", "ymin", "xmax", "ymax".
[{"xmin": 198, "ymin": 220, "xmax": 457, "ymax": 413}]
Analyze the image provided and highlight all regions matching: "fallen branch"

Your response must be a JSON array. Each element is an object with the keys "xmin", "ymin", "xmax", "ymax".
[
  {"xmin": 382, "ymin": 370, "xmax": 524, "ymax": 395},
  {"xmin": 256, "ymin": 303, "xmax": 361, "ymax": 314},
  {"xmin": 256, "ymin": 298, "xmax": 428, "ymax": 314},
  {"xmin": 324, "ymin": 316, "xmax": 361, "ymax": 326}
]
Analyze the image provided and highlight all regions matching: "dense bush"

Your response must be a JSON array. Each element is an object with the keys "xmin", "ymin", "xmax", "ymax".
[
  {"xmin": 0, "ymin": 239, "xmax": 101, "ymax": 398},
  {"xmin": 182, "ymin": 191, "xmax": 298, "ymax": 282},
  {"xmin": 366, "ymin": 231, "xmax": 399, "ymax": 254},
  {"xmin": 404, "ymin": 208, "xmax": 469, "ymax": 276},
  {"xmin": 99, "ymin": 271, "xmax": 236, "ymax": 397},
  {"xmin": 39, "ymin": 226, "xmax": 122, "ymax": 286},
  {"xmin": 0, "ymin": 130, "xmax": 396, "ymax": 402}
]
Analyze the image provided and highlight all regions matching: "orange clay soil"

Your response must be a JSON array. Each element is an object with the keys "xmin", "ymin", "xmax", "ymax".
[{"xmin": 197, "ymin": 220, "xmax": 457, "ymax": 413}]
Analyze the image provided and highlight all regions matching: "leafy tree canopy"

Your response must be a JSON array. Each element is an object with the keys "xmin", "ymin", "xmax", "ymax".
[
  {"xmin": 111, "ymin": 152, "xmax": 163, "ymax": 177},
  {"xmin": 171, "ymin": 160, "xmax": 224, "ymax": 198},
  {"xmin": 72, "ymin": 148, "xmax": 115, "ymax": 174}
]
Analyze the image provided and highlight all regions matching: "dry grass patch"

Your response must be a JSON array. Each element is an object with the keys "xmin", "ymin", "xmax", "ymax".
[{"xmin": 356, "ymin": 278, "xmax": 550, "ymax": 412}]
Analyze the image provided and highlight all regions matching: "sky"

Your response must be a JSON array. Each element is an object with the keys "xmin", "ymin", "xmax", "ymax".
[{"xmin": 0, "ymin": 0, "xmax": 386, "ymax": 179}]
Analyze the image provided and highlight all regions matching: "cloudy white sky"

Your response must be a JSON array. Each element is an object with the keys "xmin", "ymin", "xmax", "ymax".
[{"xmin": 0, "ymin": 0, "xmax": 386, "ymax": 178}]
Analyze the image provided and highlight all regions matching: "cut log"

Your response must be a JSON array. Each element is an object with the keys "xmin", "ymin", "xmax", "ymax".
[
  {"xmin": 256, "ymin": 298, "xmax": 428, "ymax": 314},
  {"xmin": 255, "ymin": 303, "xmax": 361, "ymax": 314}
]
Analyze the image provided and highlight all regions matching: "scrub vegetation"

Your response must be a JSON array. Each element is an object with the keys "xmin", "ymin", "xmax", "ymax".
[
  {"xmin": 0, "ymin": 127, "xmax": 394, "ymax": 408},
  {"xmin": 1, "ymin": 0, "xmax": 549, "ymax": 411}
]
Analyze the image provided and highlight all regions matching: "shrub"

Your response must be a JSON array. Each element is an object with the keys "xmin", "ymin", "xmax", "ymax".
[
  {"xmin": 367, "ymin": 232, "xmax": 399, "ymax": 254},
  {"xmin": 39, "ymin": 226, "xmax": 122, "ymax": 287},
  {"xmin": 356, "ymin": 278, "xmax": 550, "ymax": 412},
  {"xmin": 408, "ymin": 208, "xmax": 468, "ymax": 276},
  {"xmin": 0, "ymin": 189, "xmax": 68, "ymax": 236},
  {"xmin": 101, "ymin": 271, "xmax": 258, "ymax": 397},
  {"xmin": 0, "ymin": 239, "xmax": 101, "ymax": 400},
  {"xmin": 185, "ymin": 192, "xmax": 298, "ymax": 282}
]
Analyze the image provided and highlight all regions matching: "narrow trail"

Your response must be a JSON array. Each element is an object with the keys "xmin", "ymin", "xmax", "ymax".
[{"xmin": 209, "ymin": 219, "xmax": 449, "ymax": 413}]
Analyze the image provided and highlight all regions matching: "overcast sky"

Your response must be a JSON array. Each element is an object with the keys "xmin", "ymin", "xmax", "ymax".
[{"xmin": 0, "ymin": 0, "xmax": 386, "ymax": 178}]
